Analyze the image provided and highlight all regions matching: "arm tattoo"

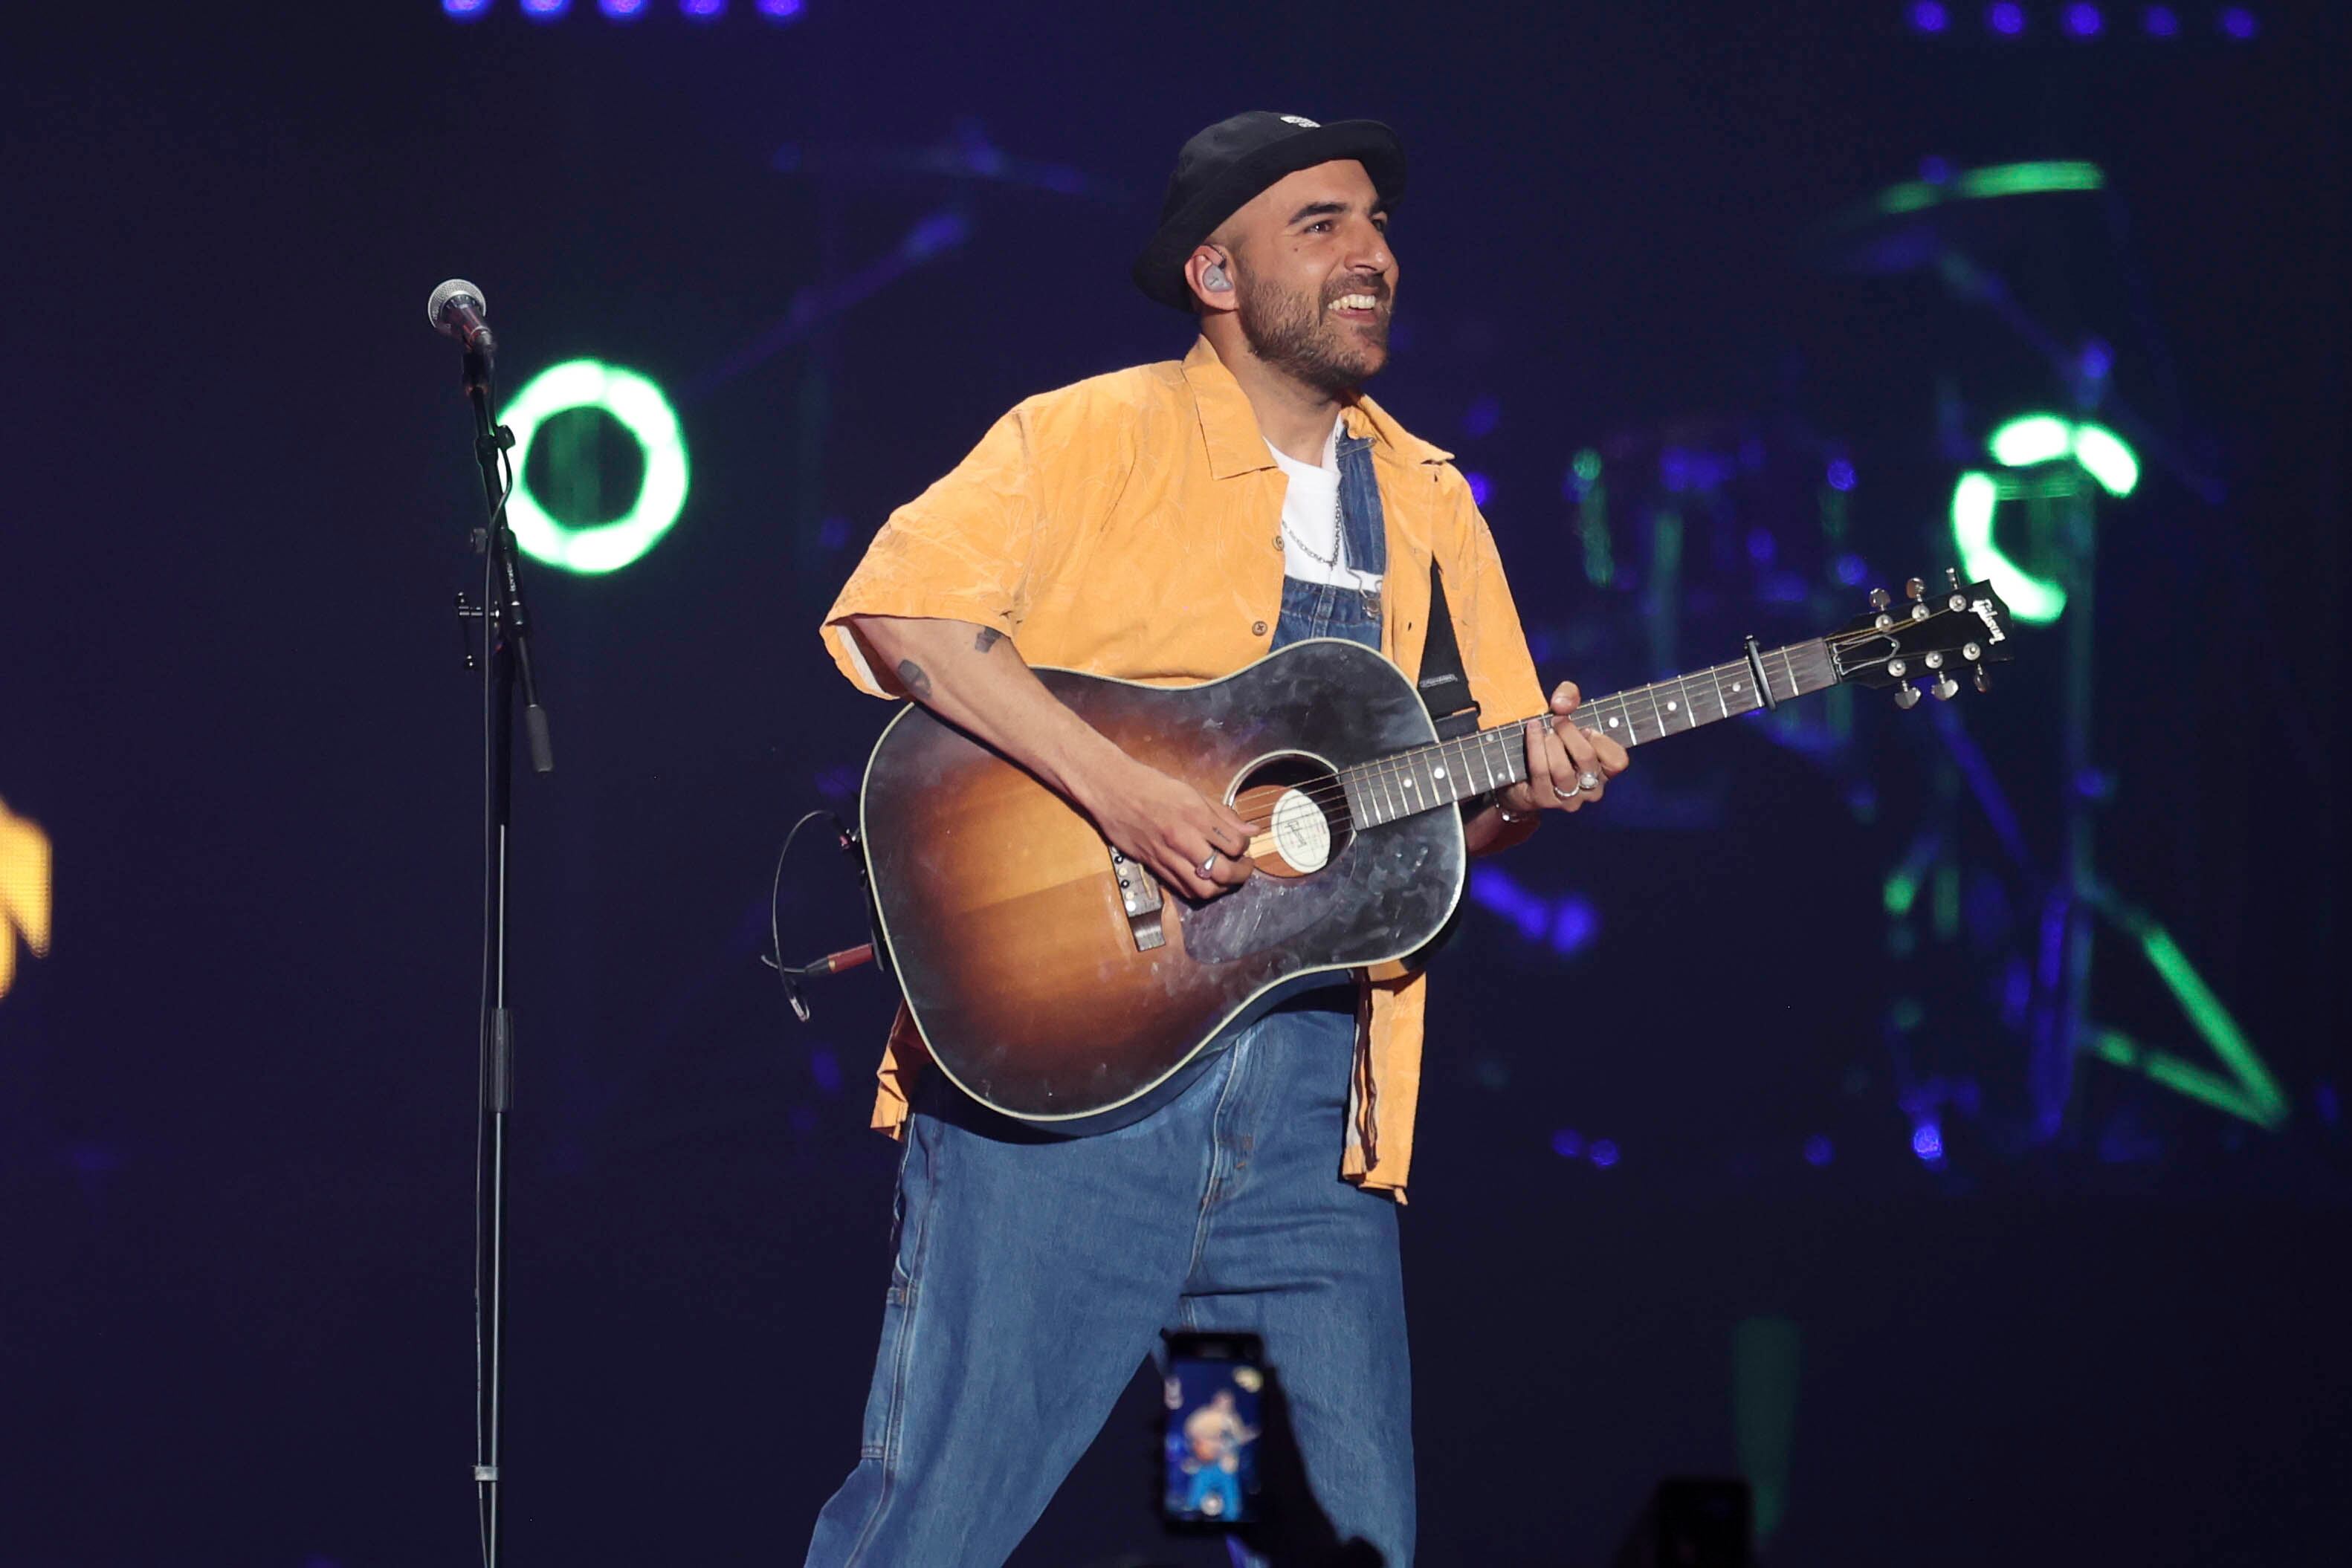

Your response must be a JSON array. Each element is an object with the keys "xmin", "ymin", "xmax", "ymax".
[
  {"xmin": 974, "ymin": 627, "xmax": 1004, "ymax": 653},
  {"xmin": 896, "ymin": 658, "xmax": 934, "ymax": 700}
]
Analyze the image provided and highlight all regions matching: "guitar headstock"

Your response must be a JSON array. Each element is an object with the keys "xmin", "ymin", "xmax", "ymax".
[{"xmin": 1829, "ymin": 568, "xmax": 2015, "ymax": 709}]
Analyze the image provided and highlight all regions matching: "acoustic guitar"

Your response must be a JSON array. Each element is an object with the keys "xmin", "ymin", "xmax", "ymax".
[{"xmin": 859, "ymin": 573, "xmax": 2014, "ymax": 1133}]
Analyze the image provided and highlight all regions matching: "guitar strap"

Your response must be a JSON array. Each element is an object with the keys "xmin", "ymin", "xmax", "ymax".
[
  {"xmin": 1399, "ymin": 561, "xmax": 1482, "ymax": 975},
  {"xmin": 1416, "ymin": 562, "xmax": 1482, "ymax": 740}
]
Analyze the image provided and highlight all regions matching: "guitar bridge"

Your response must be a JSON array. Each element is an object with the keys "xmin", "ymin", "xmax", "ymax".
[{"xmin": 1109, "ymin": 847, "xmax": 1167, "ymax": 951}]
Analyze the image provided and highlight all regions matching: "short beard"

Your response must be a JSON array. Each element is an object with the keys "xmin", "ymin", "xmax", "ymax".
[{"xmin": 1235, "ymin": 276, "xmax": 1389, "ymax": 397}]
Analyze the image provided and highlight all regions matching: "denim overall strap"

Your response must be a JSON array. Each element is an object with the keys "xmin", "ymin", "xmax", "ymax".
[
  {"xmin": 1264, "ymin": 433, "xmax": 1390, "ymax": 1011},
  {"xmin": 1334, "ymin": 431, "xmax": 1387, "ymax": 580},
  {"xmin": 1269, "ymin": 433, "xmax": 1389, "ymax": 654}
]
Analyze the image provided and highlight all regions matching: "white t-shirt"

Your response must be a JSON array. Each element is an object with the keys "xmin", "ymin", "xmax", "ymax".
[{"xmin": 1267, "ymin": 418, "xmax": 1383, "ymax": 595}]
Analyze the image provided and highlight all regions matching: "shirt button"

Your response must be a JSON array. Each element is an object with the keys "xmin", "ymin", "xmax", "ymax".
[
  {"xmin": 1252, "ymin": 621, "xmax": 1268, "ymax": 637},
  {"xmin": 1271, "ymin": 535, "xmax": 1282, "ymax": 551}
]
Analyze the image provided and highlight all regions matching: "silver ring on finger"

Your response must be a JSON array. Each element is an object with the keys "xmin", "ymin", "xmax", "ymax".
[
  {"xmin": 1200, "ymin": 851, "xmax": 1219, "ymax": 878},
  {"xmin": 1551, "ymin": 785, "xmax": 1578, "ymax": 802},
  {"xmin": 1578, "ymin": 770, "xmax": 1602, "ymax": 793}
]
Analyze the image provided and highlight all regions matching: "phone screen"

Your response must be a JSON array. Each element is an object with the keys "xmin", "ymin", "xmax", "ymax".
[{"xmin": 1161, "ymin": 1332, "xmax": 1264, "ymax": 1526}]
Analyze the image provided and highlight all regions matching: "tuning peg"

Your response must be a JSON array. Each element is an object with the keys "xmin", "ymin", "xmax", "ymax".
[
  {"xmin": 1892, "ymin": 683, "xmax": 1922, "ymax": 710},
  {"xmin": 1973, "ymin": 664, "xmax": 1991, "ymax": 693},
  {"xmin": 1868, "ymin": 586, "xmax": 1891, "ymax": 612},
  {"xmin": 1946, "ymin": 567, "xmax": 1962, "ymax": 591},
  {"xmin": 1932, "ymin": 673, "xmax": 1960, "ymax": 702},
  {"xmin": 1904, "ymin": 577, "xmax": 1925, "ymax": 601}
]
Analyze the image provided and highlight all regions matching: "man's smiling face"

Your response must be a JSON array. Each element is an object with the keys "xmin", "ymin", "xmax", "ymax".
[{"xmin": 1217, "ymin": 159, "xmax": 1398, "ymax": 395}]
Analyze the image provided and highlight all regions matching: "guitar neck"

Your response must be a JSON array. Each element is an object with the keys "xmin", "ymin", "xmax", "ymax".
[{"xmin": 1341, "ymin": 639, "xmax": 1841, "ymax": 829}]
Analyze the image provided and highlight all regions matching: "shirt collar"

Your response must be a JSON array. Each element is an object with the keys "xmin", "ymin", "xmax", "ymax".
[{"xmin": 1182, "ymin": 335, "xmax": 1454, "ymax": 479}]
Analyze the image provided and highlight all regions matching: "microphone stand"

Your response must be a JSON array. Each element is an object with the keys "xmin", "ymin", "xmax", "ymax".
[{"xmin": 456, "ymin": 340, "xmax": 552, "ymax": 1568}]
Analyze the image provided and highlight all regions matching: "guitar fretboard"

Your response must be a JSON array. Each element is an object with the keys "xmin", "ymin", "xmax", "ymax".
[{"xmin": 1339, "ymin": 638, "xmax": 1839, "ymax": 829}]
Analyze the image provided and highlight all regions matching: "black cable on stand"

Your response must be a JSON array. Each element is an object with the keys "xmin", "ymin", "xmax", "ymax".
[{"xmin": 430, "ymin": 277, "xmax": 552, "ymax": 1568}]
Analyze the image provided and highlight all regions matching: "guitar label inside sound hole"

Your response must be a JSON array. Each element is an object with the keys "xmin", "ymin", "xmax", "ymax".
[{"xmin": 1270, "ymin": 787, "xmax": 1332, "ymax": 873}]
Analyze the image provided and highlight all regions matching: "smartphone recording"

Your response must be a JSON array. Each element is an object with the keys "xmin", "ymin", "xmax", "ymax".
[{"xmin": 1161, "ymin": 1332, "xmax": 1264, "ymax": 1527}]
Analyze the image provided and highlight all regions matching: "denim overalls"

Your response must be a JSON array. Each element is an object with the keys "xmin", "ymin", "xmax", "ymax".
[
  {"xmin": 806, "ymin": 427, "xmax": 1418, "ymax": 1568},
  {"xmin": 1269, "ymin": 429, "xmax": 1387, "ymax": 653}
]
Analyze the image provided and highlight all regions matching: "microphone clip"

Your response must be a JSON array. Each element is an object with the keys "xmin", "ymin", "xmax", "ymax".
[
  {"xmin": 474, "ymin": 422, "xmax": 514, "ymax": 471},
  {"xmin": 462, "ymin": 340, "xmax": 497, "ymax": 396}
]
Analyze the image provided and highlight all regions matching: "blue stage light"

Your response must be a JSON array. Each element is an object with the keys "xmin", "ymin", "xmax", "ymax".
[
  {"xmin": 1826, "ymin": 458, "xmax": 1855, "ymax": 491},
  {"xmin": 600, "ymin": 0, "xmax": 647, "ymax": 16},
  {"xmin": 758, "ymin": 0, "xmax": 804, "ymax": 16},
  {"xmin": 900, "ymin": 210, "xmax": 969, "ymax": 261},
  {"xmin": 2063, "ymin": 2, "xmax": 2101, "ymax": 35},
  {"xmin": 1910, "ymin": 1, "xmax": 1949, "ymax": 33},
  {"xmin": 1465, "ymin": 471, "xmax": 1493, "ymax": 508},
  {"xmin": 1589, "ymin": 1139, "xmax": 1621, "ymax": 1168},
  {"xmin": 1461, "ymin": 395, "xmax": 1502, "ymax": 439},
  {"xmin": 1549, "ymin": 895, "xmax": 1598, "ymax": 956},
  {"xmin": 444, "ymin": 0, "xmax": 492, "ymax": 18},
  {"xmin": 1911, "ymin": 1124, "xmax": 1944, "ymax": 1160},
  {"xmin": 1803, "ymin": 1135, "xmax": 1834, "ymax": 1167},
  {"xmin": 2143, "ymin": 4, "xmax": 2178, "ymax": 34},
  {"xmin": 1550, "ymin": 1129, "xmax": 1586, "ymax": 1159},
  {"xmin": 521, "ymin": 0, "xmax": 569, "ymax": 18},
  {"xmin": 1987, "ymin": 1, "xmax": 2025, "ymax": 33},
  {"xmin": 2218, "ymin": 7, "xmax": 2255, "ymax": 38},
  {"xmin": 682, "ymin": 0, "xmax": 725, "ymax": 16},
  {"xmin": 1469, "ymin": 866, "xmax": 1548, "ymax": 940},
  {"xmin": 1469, "ymin": 866, "xmax": 1600, "ymax": 953}
]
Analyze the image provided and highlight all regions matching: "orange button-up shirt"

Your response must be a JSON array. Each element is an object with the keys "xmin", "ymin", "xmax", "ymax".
[{"xmin": 821, "ymin": 336, "xmax": 1545, "ymax": 1198}]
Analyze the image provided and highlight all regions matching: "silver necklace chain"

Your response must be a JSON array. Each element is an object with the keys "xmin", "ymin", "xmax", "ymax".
[
  {"xmin": 1279, "ymin": 443, "xmax": 1380, "ymax": 621},
  {"xmin": 1282, "ymin": 487, "xmax": 1345, "ymax": 571}
]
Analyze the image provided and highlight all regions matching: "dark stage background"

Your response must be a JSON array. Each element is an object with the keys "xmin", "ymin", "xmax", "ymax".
[{"xmin": 4, "ymin": 3, "xmax": 2348, "ymax": 1564}]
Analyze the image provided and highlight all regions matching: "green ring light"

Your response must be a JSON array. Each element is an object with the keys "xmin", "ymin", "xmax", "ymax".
[
  {"xmin": 1875, "ymin": 160, "xmax": 2105, "ymax": 217},
  {"xmin": 503, "ymin": 359, "xmax": 689, "ymax": 575},
  {"xmin": 1951, "ymin": 414, "xmax": 2138, "ymax": 626}
]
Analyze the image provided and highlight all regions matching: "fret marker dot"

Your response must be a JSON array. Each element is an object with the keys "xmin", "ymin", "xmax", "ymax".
[
  {"xmin": 1403, "ymin": 777, "xmax": 1416, "ymax": 788},
  {"xmin": 1607, "ymin": 717, "xmax": 1621, "ymax": 728},
  {"xmin": 1433, "ymin": 766, "xmax": 1447, "ymax": 780},
  {"xmin": 1666, "ymin": 700, "xmax": 1679, "ymax": 713}
]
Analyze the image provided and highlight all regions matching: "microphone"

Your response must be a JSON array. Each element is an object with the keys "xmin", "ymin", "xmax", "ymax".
[{"xmin": 426, "ymin": 278, "xmax": 497, "ymax": 356}]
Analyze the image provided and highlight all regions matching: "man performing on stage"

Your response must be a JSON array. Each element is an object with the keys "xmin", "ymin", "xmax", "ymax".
[{"xmin": 806, "ymin": 111, "xmax": 1628, "ymax": 1566}]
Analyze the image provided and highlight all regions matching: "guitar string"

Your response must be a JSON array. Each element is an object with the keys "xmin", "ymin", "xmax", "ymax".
[
  {"xmin": 1225, "ymin": 703, "xmax": 1670, "ymax": 844},
  {"xmin": 1225, "ymin": 649, "xmax": 1815, "ymax": 825},
  {"xmin": 1199, "ymin": 621, "xmax": 1942, "ymax": 844},
  {"xmin": 1224, "ymin": 672, "xmax": 1769, "ymax": 833},
  {"xmin": 1212, "ymin": 629, "xmax": 1911, "ymax": 841}
]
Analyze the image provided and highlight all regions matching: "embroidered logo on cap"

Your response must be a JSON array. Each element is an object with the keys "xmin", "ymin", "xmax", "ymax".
[{"xmin": 1278, "ymin": 114, "xmax": 1320, "ymax": 128}]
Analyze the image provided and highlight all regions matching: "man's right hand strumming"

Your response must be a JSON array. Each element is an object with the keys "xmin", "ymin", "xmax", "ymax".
[
  {"xmin": 843, "ymin": 613, "xmax": 1254, "ymax": 902},
  {"xmin": 1079, "ymin": 754, "xmax": 1256, "ymax": 902}
]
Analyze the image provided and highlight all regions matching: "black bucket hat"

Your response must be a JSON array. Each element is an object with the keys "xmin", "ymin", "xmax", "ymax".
[{"xmin": 1131, "ymin": 111, "xmax": 1406, "ymax": 311}]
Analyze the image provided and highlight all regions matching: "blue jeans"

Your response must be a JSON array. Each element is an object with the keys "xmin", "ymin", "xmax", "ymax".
[{"xmin": 804, "ymin": 1003, "xmax": 1414, "ymax": 1567}]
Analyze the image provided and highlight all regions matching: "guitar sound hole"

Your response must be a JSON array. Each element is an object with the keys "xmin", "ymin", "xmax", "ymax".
[{"xmin": 1229, "ymin": 753, "xmax": 1350, "ymax": 879}]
